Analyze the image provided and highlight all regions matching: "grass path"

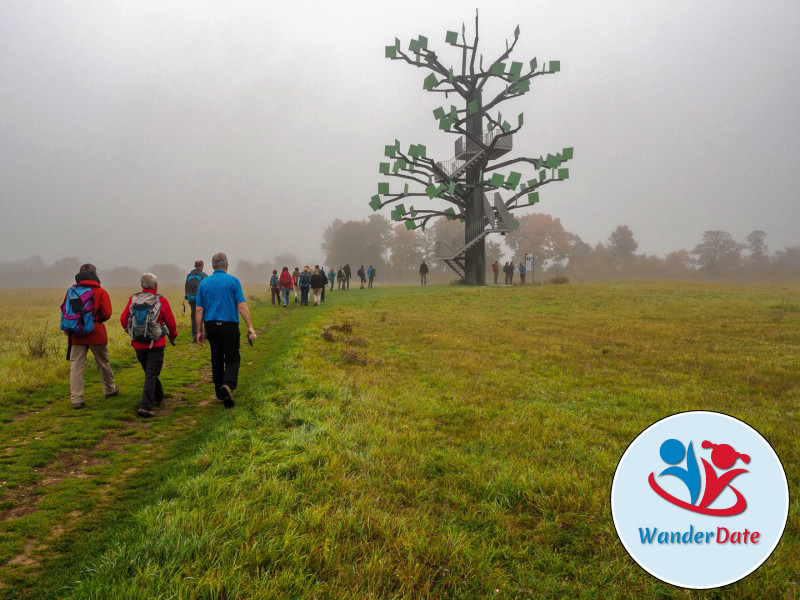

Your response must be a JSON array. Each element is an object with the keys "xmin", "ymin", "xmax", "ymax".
[{"xmin": 0, "ymin": 285, "xmax": 401, "ymax": 598}]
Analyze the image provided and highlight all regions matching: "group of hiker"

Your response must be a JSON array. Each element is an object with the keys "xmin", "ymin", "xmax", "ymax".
[
  {"xmin": 491, "ymin": 260, "xmax": 527, "ymax": 285},
  {"xmin": 268, "ymin": 263, "xmax": 377, "ymax": 306},
  {"xmin": 60, "ymin": 253, "xmax": 256, "ymax": 418},
  {"xmin": 60, "ymin": 254, "xmax": 381, "ymax": 418}
]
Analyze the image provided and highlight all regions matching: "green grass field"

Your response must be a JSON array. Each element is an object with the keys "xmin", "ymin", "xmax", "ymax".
[{"xmin": 0, "ymin": 281, "xmax": 797, "ymax": 599}]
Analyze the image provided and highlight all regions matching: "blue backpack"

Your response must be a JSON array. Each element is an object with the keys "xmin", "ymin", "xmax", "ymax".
[
  {"xmin": 185, "ymin": 273, "xmax": 203, "ymax": 303},
  {"xmin": 270, "ymin": 273, "xmax": 280, "ymax": 287},
  {"xmin": 60, "ymin": 285, "xmax": 95, "ymax": 337},
  {"xmin": 299, "ymin": 271, "xmax": 311, "ymax": 286}
]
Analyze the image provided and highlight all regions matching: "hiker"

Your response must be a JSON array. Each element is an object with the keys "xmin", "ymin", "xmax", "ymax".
[
  {"xmin": 319, "ymin": 266, "xmax": 327, "ymax": 302},
  {"xmin": 60, "ymin": 263, "xmax": 119, "ymax": 409},
  {"xmin": 357, "ymin": 265, "xmax": 366, "ymax": 288},
  {"xmin": 278, "ymin": 266, "xmax": 293, "ymax": 308},
  {"xmin": 419, "ymin": 260, "xmax": 429, "ymax": 285},
  {"xmin": 310, "ymin": 267, "xmax": 327, "ymax": 306},
  {"xmin": 292, "ymin": 267, "xmax": 300, "ymax": 303},
  {"xmin": 519, "ymin": 261, "xmax": 526, "ymax": 284},
  {"xmin": 121, "ymin": 273, "xmax": 177, "ymax": 418},
  {"xmin": 503, "ymin": 262, "xmax": 510, "ymax": 284},
  {"xmin": 327, "ymin": 267, "xmax": 336, "ymax": 291},
  {"xmin": 269, "ymin": 269, "xmax": 280, "ymax": 306},
  {"xmin": 367, "ymin": 265, "xmax": 376, "ymax": 288},
  {"xmin": 492, "ymin": 260, "xmax": 500, "ymax": 284},
  {"xmin": 195, "ymin": 252, "xmax": 257, "ymax": 408},
  {"xmin": 343, "ymin": 263, "xmax": 352, "ymax": 290},
  {"xmin": 184, "ymin": 260, "xmax": 207, "ymax": 341},
  {"xmin": 298, "ymin": 266, "xmax": 312, "ymax": 306},
  {"xmin": 508, "ymin": 261, "xmax": 515, "ymax": 285},
  {"xmin": 337, "ymin": 267, "xmax": 345, "ymax": 290}
]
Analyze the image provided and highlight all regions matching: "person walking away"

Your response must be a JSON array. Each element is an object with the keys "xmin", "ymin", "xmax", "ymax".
[
  {"xmin": 184, "ymin": 260, "xmax": 207, "ymax": 341},
  {"xmin": 508, "ymin": 261, "xmax": 515, "ymax": 285},
  {"xmin": 419, "ymin": 260, "xmax": 429, "ymax": 285},
  {"xmin": 367, "ymin": 265, "xmax": 376, "ymax": 288},
  {"xmin": 319, "ymin": 267, "xmax": 327, "ymax": 302},
  {"xmin": 121, "ymin": 273, "xmax": 177, "ymax": 417},
  {"xmin": 298, "ymin": 266, "xmax": 312, "ymax": 306},
  {"xmin": 195, "ymin": 253, "xmax": 257, "ymax": 408},
  {"xmin": 357, "ymin": 265, "xmax": 366, "ymax": 288},
  {"xmin": 327, "ymin": 267, "xmax": 335, "ymax": 291},
  {"xmin": 60, "ymin": 263, "xmax": 119, "ymax": 409},
  {"xmin": 278, "ymin": 267, "xmax": 293, "ymax": 308},
  {"xmin": 343, "ymin": 263, "xmax": 352, "ymax": 290},
  {"xmin": 503, "ymin": 262, "xmax": 510, "ymax": 284},
  {"xmin": 492, "ymin": 260, "xmax": 500, "ymax": 284},
  {"xmin": 310, "ymin": 267, "xmax": 326, "ymax": 306},
  {"xmin": 269, "ymin": 269, "xmax": 280, "ymax": 306},
  {"xmin": 519, "ymin": 261, "xmax": 526, "ymax": 284},
  {"xmin": 337, "ymin": 267, "xmax": 345, "ymax": 290},
  {"xmin": 292, "ymin": 267, "xmax": 300, "ymax": 303}
]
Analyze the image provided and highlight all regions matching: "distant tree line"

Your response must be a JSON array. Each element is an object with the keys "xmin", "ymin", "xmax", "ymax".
[{"xmin": 3, "ymin": 217, "xmax": 799, "ymax": 288}]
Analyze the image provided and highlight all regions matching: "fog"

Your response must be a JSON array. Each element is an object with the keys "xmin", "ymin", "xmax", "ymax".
[{"xmin": 2, "ymin": 1, "xmax": 799, "ymax": 275}]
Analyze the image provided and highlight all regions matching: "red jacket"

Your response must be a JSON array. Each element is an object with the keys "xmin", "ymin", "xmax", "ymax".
[
  {"xmin": 279, "ymin": 271, "xmax": 293, "ymax": 289},
  {"xmin": 63, "ymin": 280, "xmax": 112, "ymax": 345},
  {"xmin": 120, "ymin": 289, "xmax": 178, "ymax": 350}
]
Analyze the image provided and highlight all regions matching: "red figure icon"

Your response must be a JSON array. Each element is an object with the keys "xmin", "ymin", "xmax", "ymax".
[{"xmin": 697, "ymin": 441, "xmax": 750, "ymax": 512}]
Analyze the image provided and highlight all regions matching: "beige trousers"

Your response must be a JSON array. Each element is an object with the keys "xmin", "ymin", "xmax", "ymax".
[
  {"xmin": 69, "ymin": 343, "xmax": 116, "ymax": 405},
  {"xmin": 312, "ymin": 288, "xmax": 322, "ymax": 305}
]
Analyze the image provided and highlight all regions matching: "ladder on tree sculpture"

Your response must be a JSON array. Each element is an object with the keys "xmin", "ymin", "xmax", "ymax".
[
  {"xmin": 434, "ymin": 193, "xmax": 515, "ymax": 279},
  {"xmin": 435, "ymin": 131, "xmax": 513, "ymax": 182}
]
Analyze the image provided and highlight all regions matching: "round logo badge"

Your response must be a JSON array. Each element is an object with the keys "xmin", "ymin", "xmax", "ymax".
[{"xmin": 611, "ymin": 411, "xmax": 789, "ymax": 589}]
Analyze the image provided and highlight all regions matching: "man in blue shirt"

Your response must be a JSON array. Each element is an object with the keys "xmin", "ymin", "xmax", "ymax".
[{"xmin": 195, "ymin": 252, "xmax": 257, "ymax": 408}]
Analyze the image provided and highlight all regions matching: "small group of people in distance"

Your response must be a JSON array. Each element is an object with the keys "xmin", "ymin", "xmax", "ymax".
[
  {"xmin": 61, "ymin": 252, "xmax": 255, "ymax": 419},
  {"xmin": 268, "ymin": 263, "xmax": 377, "ymax": 305},
  {"xmin": 491, "ymin": 260, "xmax": 527, "ymax": 285}
]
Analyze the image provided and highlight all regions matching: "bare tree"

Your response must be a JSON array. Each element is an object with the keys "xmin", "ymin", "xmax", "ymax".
[{"xmin": 371, "ymin": 11, "xmax": 572, "ymax": 284}]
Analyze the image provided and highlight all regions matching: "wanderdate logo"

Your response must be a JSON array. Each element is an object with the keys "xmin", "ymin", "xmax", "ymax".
[
  {"xmin": 611, "ymin": 411, "xmax": 788, "ymax": 589},
  {"xmin": 649, "ymin": 438, "xmax": 750, "ymax": 516}
]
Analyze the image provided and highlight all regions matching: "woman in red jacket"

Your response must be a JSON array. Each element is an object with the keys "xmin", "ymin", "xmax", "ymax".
[
  {"xmin": 120, "ymin": 273, "xmax": 178, "ymax": 417},
  {"xmin": 65, "ymin": 264, "xmax": 119, "ymax": 409}
]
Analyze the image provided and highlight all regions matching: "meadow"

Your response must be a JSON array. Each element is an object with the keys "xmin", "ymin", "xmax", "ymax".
[{"xmin": 0, "ymin": 281, "xmax": 797, "ymax": 599}]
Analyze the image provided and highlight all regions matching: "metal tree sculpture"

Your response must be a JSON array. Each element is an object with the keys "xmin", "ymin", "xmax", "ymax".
[{"xmin": 370, "ymin": 12, "xmax": 573, "ymax": 284}]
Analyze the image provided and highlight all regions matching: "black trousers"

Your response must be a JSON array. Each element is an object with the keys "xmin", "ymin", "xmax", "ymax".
[
  {"xmin": 135, "ymin": 346, "xmax": 164, "ymax": 410},
  {"xmin": 204, "ymin": 321, "xmax": 240, "ymax": 398}
]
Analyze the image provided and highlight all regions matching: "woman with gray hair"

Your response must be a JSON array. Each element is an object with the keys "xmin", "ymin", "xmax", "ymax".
[{"xmin": 120, "ymin": 272, "xmax": 178, "ymax": 417}]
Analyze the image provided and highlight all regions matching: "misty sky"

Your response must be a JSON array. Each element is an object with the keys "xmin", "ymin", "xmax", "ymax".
[{"xmin": 2, "ymin": 1, "xmax": 799, "ymax": 269}]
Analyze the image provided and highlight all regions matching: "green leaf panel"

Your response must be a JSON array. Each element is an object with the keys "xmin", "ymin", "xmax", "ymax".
[
  {"xmin": 562, "ymin": 147, "xmax": 574, "ymax": 160},
  {"xmin": 378, "ymin": 182, "xmax": 389, "ymax": 195},
  {"xmin": 405, "ymin": 220, "xmax": 417, "ymax": 230},
  {"xmin": 423, "ymin": 73, "xmax": 438, "ymax": 90},
  {"xmin": 468, "ymin": 100, "xmax": 480, "ymax": 115},
  {"xmin": 433, "ymin": 107, "xmax": 446, "ymax": 120},
  {"xmin": 369, "ymin": 195, "xmax": 382, "ymax": 211},
  {"xmin": 558, "ymin": 168, "xmax": 569, "ymax": 179},
  {"xmin": 549, "ymin": 60, "xmax": 561, "ymax": 72},
  {"xmin": 384, "ymin": 145, "xmax": 396, "ymax": 158},
  {"xmin": 491, "ymin": 62, "xmax": 506, "ymax": 76},
  {"xmin": 385, "ymin": 46, "xmax": 397, "ymax": 59},
  {"xmin": 426, "ymin": 184, "xmax": 439, "ymax": 199},
  {"xmin": 505, "ymin": 172, "xmax": 522, "ymax": 190},
  {"xmin": 446, "ymin": 31, "xmax": 459, "ymax": 44},
  {"xmin": 379, "ymin": 163, "xmax": 390, "ymax": 174},
  {"xmin": 490, "ymin": 173, "xmax": 505, "ymax": 187},
  {"xmin": 528, "ymin": 192, "xmax": 540, "ymax": 204}
]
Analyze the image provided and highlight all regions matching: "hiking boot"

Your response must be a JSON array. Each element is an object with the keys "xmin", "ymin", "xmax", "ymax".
[
  {"xmin": 220, "ymin": 385, "xmax": 234, "ymax": 408},
  {"xmin": 105, "ymin": 386, "xmax": 120, "ymax": 398},
  {"xmin": 73, "ymin": 402, "xmax": 85, "ymax": 409},
  {"xmin": 137, "ymin": 407, "xmax": 154, "ymax": 418}
]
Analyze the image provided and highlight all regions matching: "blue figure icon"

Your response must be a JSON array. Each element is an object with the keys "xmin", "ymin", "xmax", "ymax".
[{"xmin": 658, "ymin": 439, "xmax": 701, "ymax": 505}]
